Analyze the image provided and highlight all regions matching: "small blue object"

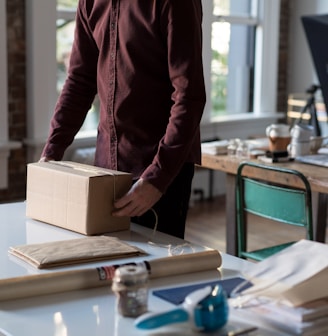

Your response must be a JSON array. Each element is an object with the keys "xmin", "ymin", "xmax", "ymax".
[
  {"xmin": 194, "ymin": 285, "xmax": 229, "ymax": 332},
  {"xmin": 135, "ymin": 308, "xmax": 189, "ymax": 330},
  {"xmin": 135, "ymin": 285, "xmax": 229, "ymax": 332}
]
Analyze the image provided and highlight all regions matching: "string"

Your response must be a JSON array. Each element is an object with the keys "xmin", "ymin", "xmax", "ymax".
[{"xmin": 147, "ymin": 208, "xmax": 195, "ymax": 256}]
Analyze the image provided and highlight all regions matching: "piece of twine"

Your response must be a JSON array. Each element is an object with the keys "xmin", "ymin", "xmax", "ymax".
[{"xmin": 147, "ymin": 208, "xmax": 195, "ymax": 256}]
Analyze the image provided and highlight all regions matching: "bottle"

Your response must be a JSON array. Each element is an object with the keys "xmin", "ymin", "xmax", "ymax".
[
  {"xmin": 236, "ymin": 141, "xmax": 249, "ymax": 158},
  {"xmin": 227, "ymin": 138, "xmax": 239, "ymax": 156},
  {"xmin": 112, "ymin": 264, "xmax": 149, "ymax": 317}
]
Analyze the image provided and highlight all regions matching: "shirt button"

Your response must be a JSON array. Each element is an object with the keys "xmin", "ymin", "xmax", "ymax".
[{"xmin": 111, "ymin": 137, "xmax": 116, "ymax": 142}]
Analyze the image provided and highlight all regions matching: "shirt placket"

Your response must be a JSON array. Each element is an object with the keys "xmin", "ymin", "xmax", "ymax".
[{"xmin": 107, "ymin": 0, "xmax": 119, "ymax": 170}]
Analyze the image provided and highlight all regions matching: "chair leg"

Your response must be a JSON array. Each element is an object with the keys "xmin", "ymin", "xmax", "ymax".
[
  {"xmin": 312, "ymin": 192, "xmax": 327, "ymax": 242},
  {"xmin": 226, "ymin": 173, "xmax": 238, "ymax": 255}
]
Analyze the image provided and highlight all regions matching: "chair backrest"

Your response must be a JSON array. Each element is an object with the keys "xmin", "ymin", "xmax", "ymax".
[{"xmin": 236, "ymin": 161, "xmax": 313, "ymax": 260}]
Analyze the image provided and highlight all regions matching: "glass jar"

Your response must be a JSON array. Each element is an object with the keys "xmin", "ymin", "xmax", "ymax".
[
  {"xmin": 236, "ymin": 141, "xmax": 249, "ymax": 158},
  {"xmin": 112, "ymin": 264, "xmax": 149, "ymax": 317},
  {"xmin": 227, "ymin": 138, "xmax": 240, "ymax": 156}
]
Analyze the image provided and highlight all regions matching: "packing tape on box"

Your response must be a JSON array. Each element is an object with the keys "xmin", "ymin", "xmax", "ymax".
[
  {"xmin": 49, "ymin": 160, "xmax": 120, "ymax": 199},
  {"xmin": 0, "ymin": 250, "xmax": 221, "ymax": 301}
]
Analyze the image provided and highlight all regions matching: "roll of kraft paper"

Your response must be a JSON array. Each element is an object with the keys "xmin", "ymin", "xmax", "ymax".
[{"xmin": 0, "ymin": 250, "xmax": 221, "ymax": 302}]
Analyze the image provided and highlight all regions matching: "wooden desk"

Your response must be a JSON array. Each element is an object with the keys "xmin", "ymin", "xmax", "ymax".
[{"xmin": 201, "ymin": 153, "xmax": 328, "ymax": 255}]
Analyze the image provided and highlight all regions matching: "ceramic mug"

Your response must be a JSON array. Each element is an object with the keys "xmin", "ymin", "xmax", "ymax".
[{"xmin": 265, "ymin": 124, "xmax": 291, "ymax": 152}]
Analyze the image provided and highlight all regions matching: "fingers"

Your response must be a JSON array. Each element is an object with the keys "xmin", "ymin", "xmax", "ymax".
[
  {"xmin": 112, "ymin": 179, "xmax": 162, "ymax": 218},
  {"xmin": 113, "ymin": 193, "xmax": 148, "ymax": 217},
  {"xmin": 112, "ymin": 193, "xmax": 152, "ymax": 217},
  {"xmin": 113, "ymin": 201, "xmax": 148, "ymax": 217}
]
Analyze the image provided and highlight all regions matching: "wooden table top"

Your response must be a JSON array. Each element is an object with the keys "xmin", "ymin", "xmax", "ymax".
[{"xmin": 201, "ymin": 153, "xmax": 328, "ymax": 194}]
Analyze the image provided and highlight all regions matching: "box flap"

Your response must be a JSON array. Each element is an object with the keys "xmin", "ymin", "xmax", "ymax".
[{"xmin": 30, "ymin": 161, "xmax": 130, "ymax": 178}]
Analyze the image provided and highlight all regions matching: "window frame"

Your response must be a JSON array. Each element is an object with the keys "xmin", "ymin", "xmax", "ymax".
[{"xmin": 201, "ymin": 0, "xmax": 281, "ymax": 123}]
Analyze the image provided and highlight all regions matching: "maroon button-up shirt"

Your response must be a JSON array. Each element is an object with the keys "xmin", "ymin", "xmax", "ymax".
[{"xmin": 42, "ymin": 0, "xmax": 206, "ymax": 193}]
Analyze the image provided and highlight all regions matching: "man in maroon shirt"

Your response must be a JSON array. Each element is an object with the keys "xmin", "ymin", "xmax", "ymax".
[{"xmin": 41, "ymin": 0, "xmax": 206, "ymax": 239}]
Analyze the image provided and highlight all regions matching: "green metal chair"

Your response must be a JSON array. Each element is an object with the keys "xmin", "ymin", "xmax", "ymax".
[{"xmin": 236, "ymin": 161, "xmax": 313, "ymax": 261}]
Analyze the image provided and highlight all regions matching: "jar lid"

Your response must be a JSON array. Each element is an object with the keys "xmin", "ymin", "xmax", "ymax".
[{"xmin": 113, "ymin": 264, "xmax": 148, "ymax": 286}]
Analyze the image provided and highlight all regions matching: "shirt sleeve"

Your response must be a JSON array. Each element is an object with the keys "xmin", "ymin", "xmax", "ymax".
[{"xmin": 141, "ymin": 0, "xmax": 206, "ymax": 192}]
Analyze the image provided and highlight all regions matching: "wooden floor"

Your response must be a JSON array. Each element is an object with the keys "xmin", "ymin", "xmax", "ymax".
[
  {"xmin": 185, "ymin": 195, "xmax": 328, "ymax": 254},
  {"xmin": 185, "ymin": 196, "xmax": 227, "ymax": 252}
]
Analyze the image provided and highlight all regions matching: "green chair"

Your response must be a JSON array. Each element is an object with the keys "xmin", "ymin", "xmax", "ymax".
[{"xmin": 236, "ymin": 161, "xmax": 313, "ymax": 261}]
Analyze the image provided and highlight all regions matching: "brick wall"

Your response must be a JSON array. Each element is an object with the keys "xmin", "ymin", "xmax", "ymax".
[
  {"xmin": 0, "ymin": 0, "xmax": 27, "ymax": 202},
  {"xmin": 277, "ymin": 0, "xmax": 290, "ymax": 114},
  {"xmin": 0, "ymin": 1, "xmax": 290, "ymax": 203}
]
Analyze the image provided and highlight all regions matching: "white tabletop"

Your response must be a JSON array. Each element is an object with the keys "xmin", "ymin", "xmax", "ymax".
[{"xmin": 0, "ymin": 202, "xmax": 284, "ymax": 335}]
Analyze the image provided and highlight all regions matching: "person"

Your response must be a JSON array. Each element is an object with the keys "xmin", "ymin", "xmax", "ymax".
[{"xmin": 40, "ymin": 0, "xmax": 206, "ymax": 239}]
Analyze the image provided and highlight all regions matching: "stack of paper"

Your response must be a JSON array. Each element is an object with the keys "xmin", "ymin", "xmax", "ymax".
[
  {"xmin": 245, "ymin": 137, "xmax": 270, "ymax": 150},
  {"xmin": 201, "ymin": 140, "xmax": 229, "ymax": 155},
  {"xmin": 234, "ymin": 297, "xmax": 328, "ymax": 335},
  {"xmin": 229, "ymin": 240, "xmax": 328, "ymax": 335}
]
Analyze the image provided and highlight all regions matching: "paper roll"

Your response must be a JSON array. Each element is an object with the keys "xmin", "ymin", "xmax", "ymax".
[
  {"xmin": 148, "ymin": 249, "xmax": 222, "ymax": 279},
  {"xmin": 0, "ymin": 250, "xmax": 221, "ymax": 301}
]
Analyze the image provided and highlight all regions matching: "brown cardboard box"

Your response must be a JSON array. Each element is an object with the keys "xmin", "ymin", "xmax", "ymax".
[{"xmin": 26, "ymin": 161, "xmax": 132, "ymax": 235}]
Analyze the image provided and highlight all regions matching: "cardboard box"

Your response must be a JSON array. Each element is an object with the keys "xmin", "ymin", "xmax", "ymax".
[{"xmin": 26, "ymin": 161, "xmax": 132, "ymax": 235}]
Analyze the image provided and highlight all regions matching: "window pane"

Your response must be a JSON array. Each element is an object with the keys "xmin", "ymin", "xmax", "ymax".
[
  {"xmin": 213, "ymin": 0, "xmax": 229, "ymax": 16},
  {"xmin": 211, "ymin": 22, "xmax": 229, "ymax": 115},
  {"xmin": 57, "ymin": 0, "xmax": 78, "ymax": 10},
  {"xmin": 213, "ymin": 0, "xmax": 253, "ymax": 17},
  {"xmin": 56, "ymin": 0, "xmax": 99, "ymax": 132},
  {"xmin": 211, "ymin": 0, "xmax": 256, "ymax": 118},
  {"xmin": 211, "ymin": 21, "xmax": 255, "ymax": 116},
  {"xmin": 56, "ymin": 20, "xmax": 75, "ymax": 92}
]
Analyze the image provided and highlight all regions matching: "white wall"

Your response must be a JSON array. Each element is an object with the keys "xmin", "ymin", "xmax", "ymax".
[
  {"xmin": 288, "ymin": 0, "xmax": 328, "ymax": 94},
  {"xmin": 25, "ymin": 1, "xmax": 58, "ymax": 162}
]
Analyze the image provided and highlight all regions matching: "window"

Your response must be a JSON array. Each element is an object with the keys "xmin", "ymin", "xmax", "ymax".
[
  {"xmin": 211, "ymin": 0, "xmax": 257, "ymax": 117},
  {"xmin": 202, "ymin": 0, "xmax": 280, "ymax": 121},
  {"xmin": 56, "ymin": 1, "xmax": 76, "ymax": 93},
  {"xmin": 57, "ymin": 0, "xmax": 99, "ymax": 133}
]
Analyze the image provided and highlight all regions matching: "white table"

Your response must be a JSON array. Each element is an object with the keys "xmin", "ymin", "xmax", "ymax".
[{"xmin": 0, "ymin": 202, "xmax": 285, "ymax": 335}]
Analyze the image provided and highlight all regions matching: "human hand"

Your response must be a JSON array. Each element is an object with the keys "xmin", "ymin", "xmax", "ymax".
[{"xmin": 112, "ymin": 179, "xmax": 162, "ymax": 218}]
